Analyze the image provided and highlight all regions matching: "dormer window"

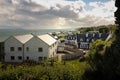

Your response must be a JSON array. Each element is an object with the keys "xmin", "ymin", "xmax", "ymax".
[
  {"xmin": 87, "ymin": 39, "xmax": 89, "ymax": 42},
  {"xmin": 93, "ymin": 34, "xmax": 95, "ymax": 37},
  {"xmin": 86, "ymin": 33, "xmax": 88, "ymax": 37},
  {"xmin": 99, "ymin": 33, "xmax": 101, "ymax": 38},
  {"xmin": 69, "ymin": 37, "xmax": 71, "ymax": 39},
  {"xmin": 80, "ymin": 38, "xmax": 83, "ymax": 41},
  {"xmin": 92, "ymin": 39, "xmax": 94, "ymax": 42}
]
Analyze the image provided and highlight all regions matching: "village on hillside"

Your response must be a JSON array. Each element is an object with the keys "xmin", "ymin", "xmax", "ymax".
[{"xmin": 0, "ymin": 25, "xmax": 113, "ymax": 64}]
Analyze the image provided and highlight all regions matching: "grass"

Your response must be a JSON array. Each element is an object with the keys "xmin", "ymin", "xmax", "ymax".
[{"xmin": 0, "ymin": 60, "xmax": 89, "ymax": 80}]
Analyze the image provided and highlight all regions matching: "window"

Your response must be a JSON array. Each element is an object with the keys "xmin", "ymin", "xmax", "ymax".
[
  {"xmin": 26, "ymin": 47, "xmax": 29, "ymax": 51},
  {"xmin": 87, "ymin": 39, "xmax": 89, "ymax": 42},
  {"xmin": 18, "ymin": 47, "xmax": 22, "ymax": 51},
  {"xmin": 11, "ymin": 56, "xmax": 15, "ymax": 60},
  {"xmin": 38, "ymin": 57, "xmax": 43, "ymax": 61},
  {"xmin": 38, "ymin": 47, "xmax": 43, "ymax": 52},
  {"xmin": 2, "ymin": 47, "xmax": 4, "ymax": 51},
  {"xmin": 26, "ymin": 56, "xmax": 29, "ymax": 60},
  {"xmin": 68, "ymin": 36, "xmax": 72, "ymax": 40},
  {"xmin": 18, "ymin": 56, "xmax": 22, "ymax": 60},
  {"xmin": 10, "ymin": 47, "xmax": 14, "ymax": 51},
  {"xmin": 86, "ymin": 33, "xmax": 88, "ymax": 37},
  {"xmin": 2, "ymin": 56, "xmax": 4, "ymax": 60}
]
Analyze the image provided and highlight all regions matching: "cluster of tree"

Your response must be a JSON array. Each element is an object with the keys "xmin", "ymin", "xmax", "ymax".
[
  {"xmin": 82, "ymin": 1, "xmax": 120, "ymax": 79},
  {"xmin": 83, "ymin": 36, "xmax": 120, "ymax": 80},
  {"xmin": 76, "ymin": 25, "xmax": 116, "ymax": 33}
]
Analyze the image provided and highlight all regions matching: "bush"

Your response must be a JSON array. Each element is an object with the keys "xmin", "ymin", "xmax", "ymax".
[{"xmin": 0, "ymin": 60, "xmax": 89, "ymax": 80}]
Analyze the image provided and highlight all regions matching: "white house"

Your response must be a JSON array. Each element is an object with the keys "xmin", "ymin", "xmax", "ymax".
[
  {"xmin": 4, "ymin": 34, "xmax": 34, "ymax": 62},
  {"xmin": 65, "ymin": 34, "xmax": 77, "ymax": 47},
  {"xmin": 24, "ymin": 34, "xmax": 58, "ymax": 61},
  {"xmin": 4, "ymin": 34, "xmax": 58, "ymax": 62}
]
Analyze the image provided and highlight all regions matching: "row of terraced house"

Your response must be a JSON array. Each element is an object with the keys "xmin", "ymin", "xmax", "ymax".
[{"xmin": 65, "ymin": 31, "xmax": 110, "ymax": 49}]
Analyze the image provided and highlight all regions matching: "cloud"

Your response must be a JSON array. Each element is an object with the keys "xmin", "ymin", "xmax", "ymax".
[
  {"xmin": 0, "ymin": 0, "xmax": 116, "ymax": 29},
  {"xmin": 88, "ymin": 0, "xmax": 116, "ymax": 21}
]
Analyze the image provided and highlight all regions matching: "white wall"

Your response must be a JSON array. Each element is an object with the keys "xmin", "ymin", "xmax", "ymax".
[
  {"xmin": 49, "ymin": 41, "xmax": 58, "ymax": 58},
  {"xmin": 4, "ymin": 36, "xmax": 58, "ymax": 62},
  {"xmin": 24, "ymin": 37, "xmax": 54, "ymax": 61},
  {"xmin": 4, "ymin": 37, "xmax": 23, "ymax": 62},
  {"xmin": 24, "ymin": 37, "xmax": 50, "ymax": 61}
]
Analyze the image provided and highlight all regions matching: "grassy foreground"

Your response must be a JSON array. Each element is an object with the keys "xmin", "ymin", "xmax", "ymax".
[{"xmin": 0, "ymin": 60, "xmax": 89, "ymax": 80}]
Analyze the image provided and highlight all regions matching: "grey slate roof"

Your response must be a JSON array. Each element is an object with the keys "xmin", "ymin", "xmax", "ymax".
[{"xmin": 77, "ymin": 33, "xmax": 109, "ymax": 42}]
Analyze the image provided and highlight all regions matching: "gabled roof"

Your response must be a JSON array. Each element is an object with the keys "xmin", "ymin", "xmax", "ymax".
[
  {"xmin": 77, "ymin": 33, "xmax": 109, "ymax": 43},
  {"xmin": 101, "ymin": 33, "xmax": 109, "ymax": 40},
  {"xmin": 67, "ymin": 34, "xmax": 77, "ymax": 40},
  {"xmin": 37, "ymin": 34, "xmax": 57, "ymax": 46},
  {"xmin": 14, "ymin": 34, "xmax": 34, "ymax": 44},
  {"xmin": 77, "ymin": 34, "xmax": 86, "ymax": 42}
]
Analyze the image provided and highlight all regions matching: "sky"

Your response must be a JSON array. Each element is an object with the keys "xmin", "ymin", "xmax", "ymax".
[{"xmin": 0, "ymin": 0, "xmax": 117, "ymax": 29}]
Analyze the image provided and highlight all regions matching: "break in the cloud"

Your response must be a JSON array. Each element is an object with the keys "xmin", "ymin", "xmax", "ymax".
[{"xmin": 0, "ymin": 0, "xmax": 116, "ymax": 29}]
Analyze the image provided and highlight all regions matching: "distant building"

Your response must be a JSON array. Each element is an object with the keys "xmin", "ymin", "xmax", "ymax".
[
  {"xmin": 77, "ymin": 33, "xmax": 109, "ymax": 49},
  {"xmin": 4, "ymin": 34, "xmax": 58, "ymax": 62},
  {"xmin": 77, "ymin": 33, "xmax": 89, "ymax": 49},
  {"xmin": 65, "ymin": 34, "xmax": 77, "ymax": 47},
  {"xmin": 24, "ymin": 34, "xmax": 58, "ymax": 61},
  {"xmin": 4, "ymin": 34, "xmax": 34, "ymax": 62},
  {"xmin": 65, "ymin": 32, "xmax": 109, "ymax": 50}
]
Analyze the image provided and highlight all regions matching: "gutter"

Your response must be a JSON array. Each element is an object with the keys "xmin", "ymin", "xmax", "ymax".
[{"xmin": 23, "ymin": 44, "xmax": 25, "ymax": 62}]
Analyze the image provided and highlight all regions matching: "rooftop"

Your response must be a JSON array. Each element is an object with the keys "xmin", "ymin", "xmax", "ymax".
[
  {"xmin": 37, "ymin": 34, "xmax": 57, "ymax": 46},
  {"xmin": 14, "ymin": 34, "xmax": 33, "ymax": 44}
]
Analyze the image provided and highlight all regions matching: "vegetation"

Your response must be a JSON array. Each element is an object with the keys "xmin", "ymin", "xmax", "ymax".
[
  {"xmin": 77, "ymin": 24, "xmax": 116, "ymax": 33},
  {"xmin": 82, "ymin": 1, "xmax": 120, "ymax": 79},
  {"xmin": 0, "ymin": 60, "xmax": 89, "ymax": 80},
  {"xmin": 83, "ymin": 25, "xmax": 120, "ymax": 80}
]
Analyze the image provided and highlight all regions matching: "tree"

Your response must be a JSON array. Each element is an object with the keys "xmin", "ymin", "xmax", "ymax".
[
  {"xmin": 83, "ymin": 1, "xmax": 120, "ymax": 80},
  {"xmin": 99, "ymin": 27, "xmax": 109, "ymax": 33}
]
